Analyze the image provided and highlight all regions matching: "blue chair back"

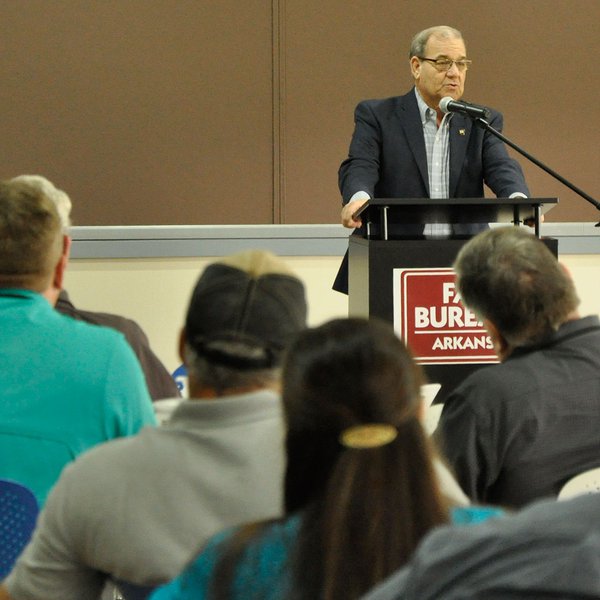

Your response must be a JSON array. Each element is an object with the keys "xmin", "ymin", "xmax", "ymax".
[{"xmin": 0, "ymin": 479, "xmax": 39, "ymax": 579}]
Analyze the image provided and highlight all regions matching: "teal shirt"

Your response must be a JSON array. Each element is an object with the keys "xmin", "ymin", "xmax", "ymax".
[
  {"xmin": 0, "ymin": 289, "xmax": 156, "ymax": 505},
  {"xmin": 150, "ymin": 506, "xmax": 503, "ymax": 600}
]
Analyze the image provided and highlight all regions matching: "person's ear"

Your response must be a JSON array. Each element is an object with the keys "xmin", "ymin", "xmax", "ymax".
[
  {"xmin": 559, "ymin": 262, "xmax": 574, "ymax": 282},
  {"xmin": 51, "ymin": 236, "xmax": 70, "ymax": 291},
  {"xmin": 410, "ymin": 56, "xmax": 421, "ymax": 79},
  {"xmin": 483, "ymin": 318, "xmax": 510, "ymax": 361},
  {"xmin": 63, "ymin": 234, "xmax": 72, "ymax": 261}
]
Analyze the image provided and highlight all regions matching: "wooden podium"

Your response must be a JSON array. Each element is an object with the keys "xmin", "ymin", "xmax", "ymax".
[{"xmin": 348, "ymin": 197, "xmax": 558, "ymax": 402}]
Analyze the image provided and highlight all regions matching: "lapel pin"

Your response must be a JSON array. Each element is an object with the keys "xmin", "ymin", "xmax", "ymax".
[{"xmin": 459, "ymin": 129, "xmax": 466, "ymax": 136}]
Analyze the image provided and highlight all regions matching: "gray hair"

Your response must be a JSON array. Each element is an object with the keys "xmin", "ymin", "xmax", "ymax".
[
  {"xmin": 183, "ymin": 342, "xmax": 281, "ymax": 395},
  {"xmin": 409, "ymin": 25, "xmax": 464, "ymax": 58},
  {"xmin": 453, "ymin": 227, "xmax": 579, "ymax": 347},
  {"xmin": 10, "ymin": 175, "xmax": 72, "ymax": 230}
]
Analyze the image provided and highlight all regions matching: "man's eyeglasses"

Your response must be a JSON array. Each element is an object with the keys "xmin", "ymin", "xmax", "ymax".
[{"xmin": 418, "ymin": 57, "xmax": 472, "ymax": 72}]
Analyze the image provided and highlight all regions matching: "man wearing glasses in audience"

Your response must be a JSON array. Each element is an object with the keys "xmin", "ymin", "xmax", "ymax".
[{"xmin": 334, "ymin": 25, "xmax": 529, "ymax": 293}]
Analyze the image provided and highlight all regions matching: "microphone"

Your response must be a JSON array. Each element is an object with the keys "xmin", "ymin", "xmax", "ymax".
[{"xmin": 439, "ymin": 96, "xmax": 490, "ymax": 120}]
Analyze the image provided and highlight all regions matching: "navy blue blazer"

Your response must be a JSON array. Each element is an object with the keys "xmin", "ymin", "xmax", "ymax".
[{"xmin": 338, "ymin": 89, "xmax": 529, "ymax": 201}]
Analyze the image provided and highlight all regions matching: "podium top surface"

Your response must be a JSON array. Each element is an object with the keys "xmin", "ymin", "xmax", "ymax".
[
  {"xmin": 353, "ymin": 197, "xmax": 557, "ymax": 225},
  {"xmin": 360, "ymin": 197, "xmax": 558, "ymax": 207}
]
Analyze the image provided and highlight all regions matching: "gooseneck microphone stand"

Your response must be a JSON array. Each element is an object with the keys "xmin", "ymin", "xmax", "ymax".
[{"xmin": 473, "ymin": 117, "xmax": 600, "ymax": 227}]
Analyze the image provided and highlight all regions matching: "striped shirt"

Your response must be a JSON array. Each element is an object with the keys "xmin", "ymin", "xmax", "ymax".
[{"xmin": 415, "ymin": 88, "xmax": 452, "ymax": 237}]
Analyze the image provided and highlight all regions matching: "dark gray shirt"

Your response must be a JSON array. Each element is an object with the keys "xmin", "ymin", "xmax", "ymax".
[{"xmin": 435, "ymin": 316, "xmax": 600, "ymax": 508}]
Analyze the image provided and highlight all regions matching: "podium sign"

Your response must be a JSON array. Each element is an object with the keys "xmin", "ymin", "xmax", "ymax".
[{"xmin": 393, "ymin": 268, "xmax": 498, "ymax": 365}]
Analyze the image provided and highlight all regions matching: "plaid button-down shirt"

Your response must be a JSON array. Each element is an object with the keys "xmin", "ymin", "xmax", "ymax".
[{"xmin": 416, "ymin": 88, "xmax": 452, "ymax": 237}]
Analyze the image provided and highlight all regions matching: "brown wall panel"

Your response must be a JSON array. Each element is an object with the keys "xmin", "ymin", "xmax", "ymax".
[
  {"xmin": 0, "ymin": 1, "xmax": 274, "ymax": 225},
  {"xmin": 0, "ymin": 1, "xmax": 597, "ymax": 225}
]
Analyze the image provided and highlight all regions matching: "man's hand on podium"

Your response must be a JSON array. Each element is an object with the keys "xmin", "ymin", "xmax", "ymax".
[{"xmin": 341, "ymin": 199, "xmax": 364, "ymax": 228}]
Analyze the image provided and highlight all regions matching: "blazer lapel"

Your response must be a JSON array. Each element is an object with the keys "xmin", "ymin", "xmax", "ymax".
[
  {"xmin": 397, "ymin": 91, "xmax": 430, "ymax": 195},
  {"xmin": 449, "ymin": 114, "xmax": 472, "ymax": 197}
]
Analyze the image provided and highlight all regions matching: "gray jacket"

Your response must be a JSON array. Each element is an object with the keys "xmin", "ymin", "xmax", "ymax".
[{"xmin": 363, "ymin": 493, "xmax": 600, "ymax": 600}]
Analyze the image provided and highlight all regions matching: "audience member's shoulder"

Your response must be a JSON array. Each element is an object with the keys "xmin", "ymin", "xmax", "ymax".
[
  {"xmin": 202, "ymin": 514, "xmax": 301, "ymax": 562},
  {"xmin": 442, "ymin": 364, "xmax": 501, "ymax": 409},
  {"xmin": 431, "ymin": 495, "xmax": 600, "ymax": 555},
  {"xmin": 77, "ymin": 308, "xmax": 148, "ymax": 342},
  {"xmin": 397, "ymin": 495, "xmax": 600, "ymax": 599},
  {"xmin": 40, "ymin": 431, "xmax": 158, "ymax": 518},
  {"xmin": 507, "ymin": 493, "xmax": 600, "ymax": 532},
  {"xmin": 55, "ymin": 308, "xmax": 129, "ymax": 345},
  {"xmin": 64, "ymin": 426, "xmax": 156, "ymax": 480},
  {"xmin": 54, "ymin": 311, "xmax": 142, "ymax": 373},
  {"xmin": 57, "ymin": 294, "xmax": 149, "ymax": 344},
  {"xmin": 446, "ymin": 358, "xmax": 533, "ymax": 406},
  {"xmin": 358, "ymin": 95, "xmax": 407, "ymax": 115}
]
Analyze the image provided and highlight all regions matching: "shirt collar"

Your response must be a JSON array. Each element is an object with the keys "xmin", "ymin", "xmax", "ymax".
[
  {"xmin": 0, "ymin": 288, "xmax": 39, "ymax": 301},
  {"xmin": 414, "ymin": 88, "xmax": 434, "ymax": 125},
  {"xmin": 414, "ymin": 87, "xmax": 452, "ymax": 127},
  {"xmin": 509, "ymin": 315, "xmax": 600, "ymax": 358},
  {"xmin": 166, "ymin": 389, "xmax": 282, "ymax": 427}
]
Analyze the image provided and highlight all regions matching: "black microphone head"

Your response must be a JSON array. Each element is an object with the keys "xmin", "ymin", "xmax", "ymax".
[{"xmin": 439, "ymin": 96, "xmax": 454, "ymax": 114}]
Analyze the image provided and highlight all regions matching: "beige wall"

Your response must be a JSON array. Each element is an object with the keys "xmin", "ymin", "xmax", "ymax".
[
  {"xmin": 64, "ymin": 256, "xmax": 350, "ymax": 373},
  {"xmin": 64, "ymin": 253, "xmax": 600, "ymax": 375}
]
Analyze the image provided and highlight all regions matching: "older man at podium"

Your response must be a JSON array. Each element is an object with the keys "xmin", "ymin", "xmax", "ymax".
[{"xmin": 334, "ymin": 25, "xmax": 529, "ymax": 293}]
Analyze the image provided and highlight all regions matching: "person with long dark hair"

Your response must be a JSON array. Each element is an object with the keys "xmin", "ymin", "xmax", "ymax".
[{"xmin": 150, "ymin": 318, "xmax": 501, "ymax": 600}]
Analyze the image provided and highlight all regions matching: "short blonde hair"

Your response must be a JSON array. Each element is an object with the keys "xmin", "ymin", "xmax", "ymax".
[
  {"xmin": 0, "ymin": 180, "xmax": 64, "ymax": 291},
  {"xmin": 10, "ymin": 174, "xmax": 72, "ymax": 230}
]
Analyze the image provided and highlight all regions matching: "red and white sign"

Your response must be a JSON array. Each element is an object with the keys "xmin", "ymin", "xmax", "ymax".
[{"xmin": 393, "ymin": 267, "xmax": 498, "ymax": 365}]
